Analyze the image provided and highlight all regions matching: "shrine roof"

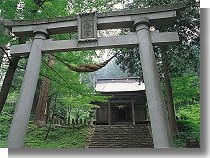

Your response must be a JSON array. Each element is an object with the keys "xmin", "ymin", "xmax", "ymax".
[{"xmin": 95, "ymin": 78, "xmax": 145, "ymax": 92}]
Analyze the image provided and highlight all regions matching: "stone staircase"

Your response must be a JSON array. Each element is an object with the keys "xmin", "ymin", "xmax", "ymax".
[{"xmin": 88, "ymin": 123, "xmax": 154, "ymax": 148}]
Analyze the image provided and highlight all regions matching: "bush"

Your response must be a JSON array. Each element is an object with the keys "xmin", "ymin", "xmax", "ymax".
[
  {"xmin": 177, "ymin": 120, "xmax": 196, "ymax": 132},
  {"xmin": 173, "ymin": 103, "xmax": 200, "ymax": 147}
]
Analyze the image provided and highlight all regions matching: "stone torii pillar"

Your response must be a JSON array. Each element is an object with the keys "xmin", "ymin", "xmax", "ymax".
[
  {"xmin": 7, "ymin": 28, "xmax": 48, "ymax": 148},
  {"xmin": 133, "ymin": 17, "xmax": 172, "ymax": 148}
]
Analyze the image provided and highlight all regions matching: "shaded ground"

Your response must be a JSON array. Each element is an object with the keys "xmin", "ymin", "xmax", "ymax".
[
  {"xmin": 0, "ymin": 123, "xmax": 90, "ymax": 148},
  {"xmin": 25, "ymin": 124, "xmax": 90, "ymax": 148}
]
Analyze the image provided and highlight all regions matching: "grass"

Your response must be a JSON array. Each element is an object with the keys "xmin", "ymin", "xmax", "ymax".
[
  {"xmin": 0, "ymin": 114, "xmax": 11, "ymax": 148},
  {"xmin": 25, "ymin": 124, "xmax": 90, "ymax": 148},
  {"xmin": 0, "ymin": 120, "xmax": 90, "ymax": 148},
  {"xmin": 0, "ymin": 103, "xmax": 90, "ymax": 148},
  {"xmin": 173, "ymin": 104, "xmax": 200, "ymax": 148},
  {"xmin": 173, "ymin": 131, "xmax": 200, "ymax": 148}
]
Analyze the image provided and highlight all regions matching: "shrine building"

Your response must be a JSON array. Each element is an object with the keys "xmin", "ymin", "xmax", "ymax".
[{"xmin": 95, "ymin": 78, "xmax": 148, "ymax": 125}]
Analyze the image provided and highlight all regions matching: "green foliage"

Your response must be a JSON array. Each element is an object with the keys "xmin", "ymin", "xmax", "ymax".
[
  {"xmin": 0, "ymin": 25, "xmax": 12, "ymax": 47},
  {"xmin": 0, "ymin": 103, "xmax": 14, "ymax": 147},
  {"xmin": 67, "ymin": 0, "xmax": 117, "ymax": 14},
  {"xmin": 171, "ymin": 73, "xmax": 200, "ymax": 148},
  {"xmin": 40, "ymin": 53, "xmax": 107, "ymax": 117},
  {"xmin": 173, "ymin": 103, "xmax": 200, "ymax": 147},
  {"xmin": 0, "ymin": 0, "xmax": 113, "ymax": 125},
  {"xmin": 0, "ymin": 0, "xmax": 23, "ymax": 47},
  {"xmin": 25, "ymin": 124, "xmax": 89, "ymax": 148},
  {"xmin": 176, "ymin": 104, "xmax": 200, "ymax": 131},
  {"xmin": 0, "ymin": 0, "xmax": 20, "ymax": 19},
  {"xmin": 5, "ymin": 91, "xmax": 19, "ymax": 103},
  {"xmin": 0, "ymin": 103, "xmax": 91, "ymax": 148},
  {"xmin": 126, "ymin": 0, "xmax": 183, "ymax": 7},
  {"xmin": 168, "ymin": 45, "xmax": 200, "ymax": 77},
  {"xmin": 116, "ymin": 0, "xmax": 200, "ymax": 79},
  {"xmin": 172, "ymin": 74, "xmax": 199, "ymax": 104},
  {"xmin": 173, "ymin": 131, "xmax": 200, "ymax": 148},
  {"xmin": 0, "ymin": 114, "xmax": 11, "ymax": 147}
]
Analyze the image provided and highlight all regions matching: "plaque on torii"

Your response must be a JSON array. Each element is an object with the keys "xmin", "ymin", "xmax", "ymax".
[
  {"xmin": 78, "ymin": 12, "xmax": 97, "ymax": 42},
  {"xmin": 2, "ymin": 2, "xmax": 186, "ymax": 148}
]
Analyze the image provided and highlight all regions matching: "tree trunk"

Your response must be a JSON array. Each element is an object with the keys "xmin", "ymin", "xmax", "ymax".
[
  {"xmin": 45, "ymin": 93, "xmax": 54, "ymax": 124},
  {"xmin": 161, "ymin": 46, "xmax": 178, "ymax": 135},
  {"xmin": 0, "ymin": 57, "xmax": 20, "ymax": 113},
  {"xmin": 67, "ymin": 108, "xmax": 71, "ymax": 125},
  {"xmin": 164, "ymin": 69, "xmax": 178, "ymax": 135},
  {"xmin": 75, "ymin": 109, "xmax": 81, "ymax": 125},
  {"xmin": 31, "ymin": 79, "xmax": 42, "ymax": 113},
  {"xmin": 0, "ymin": 48, "xmax": 4, "ymax": 68},
  {"xmin": 34, "ymin": 55, "xmax": 53, "ymax": 127}
]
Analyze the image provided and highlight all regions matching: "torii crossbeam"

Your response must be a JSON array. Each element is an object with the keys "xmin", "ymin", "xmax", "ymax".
[{"xmin": 2, "ymin": 2, "xmax": 186, "ymax": 148}]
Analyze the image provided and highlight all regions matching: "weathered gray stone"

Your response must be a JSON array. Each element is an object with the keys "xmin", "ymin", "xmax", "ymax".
[
  {"xmin": 3, "ymin": 2, "xmax": 186, "ymax": 37},
  {"xmin": 3, "ymin": 2, "xmax": 186, "ymax": 27},
  {"xmin": 7, "ymin": 28, "xmax": 48, "ymax": 148},
  {"xmin": 10, "ymin": 31, "xmax": 179, "ymax": 56},
  {"xmin": 186, "ymin": 137, "xmax": 200, "ymax": 148},
  {"xmin": 78, "ymin": 12, "xmax": 97, "ymax": 42},
  {"xmin": 134, "ymin": 18, "xmax": 172, "ymax": 148},
  {"xmin": 88, "ymin": 124, "xmax": 154, "ymax": 148}
]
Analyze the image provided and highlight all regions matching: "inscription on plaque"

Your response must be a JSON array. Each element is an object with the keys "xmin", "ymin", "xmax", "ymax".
[{"xmin": 78, "ymin": 12, "xmax": 97, "ymax": 41}]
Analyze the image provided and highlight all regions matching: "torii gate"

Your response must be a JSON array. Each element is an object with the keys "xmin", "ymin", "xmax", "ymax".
[{"xmin": 2, "ymin": 2, "xmax": 186, "ymax": 148}]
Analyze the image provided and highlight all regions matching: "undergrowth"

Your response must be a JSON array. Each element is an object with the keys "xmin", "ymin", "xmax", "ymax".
[{"xmin": 25, "ymin": 124, "xmax": 90, "ymax": 148}]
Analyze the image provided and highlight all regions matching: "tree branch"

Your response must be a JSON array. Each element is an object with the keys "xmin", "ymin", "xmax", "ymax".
[
  {"xmin": 0, "ymin": 46, "xmax": 12, "ymax": 63},
  {"xmin": 42, "ymin": 60, "xmax": 70, "ymax": 86},
  {"xmin": 39, "ymin": 69, "xmax": 90, "ymax": 97}
]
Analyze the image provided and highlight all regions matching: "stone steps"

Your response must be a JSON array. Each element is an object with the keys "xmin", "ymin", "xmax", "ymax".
[{"xmin": 88, "ymin": 124, "xmax": 154, "ymax": 148}]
